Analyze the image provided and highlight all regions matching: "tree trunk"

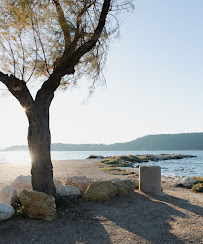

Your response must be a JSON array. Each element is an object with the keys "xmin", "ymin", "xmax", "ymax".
[{"xmin": 27, "ymin": 106, "xmax": 56, "ymax": 196}]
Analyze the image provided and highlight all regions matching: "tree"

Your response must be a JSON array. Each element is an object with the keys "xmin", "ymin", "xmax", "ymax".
[{"xmin": 0, "ymin": 0, "xmax": 133, "ymax": 196}]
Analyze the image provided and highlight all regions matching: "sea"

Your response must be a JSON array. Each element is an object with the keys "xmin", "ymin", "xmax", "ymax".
[{"xmin": 0, "ymin": 150, "xmax": 202, "ymax": 178}]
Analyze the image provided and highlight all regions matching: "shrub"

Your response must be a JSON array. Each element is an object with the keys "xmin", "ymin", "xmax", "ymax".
[
  {"xmin": 13, "ymin": 199, "xmax": 26, "ymax": 218},
  {"xmin": 192, "ymin": 183, "xmax": 203, "ymax": 193},
  {"xmin": 192, "ymin": 176, "xmax": 203, "ymax": 183}
]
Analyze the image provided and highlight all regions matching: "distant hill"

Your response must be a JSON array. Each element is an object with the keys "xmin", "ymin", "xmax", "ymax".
[{"xmin": 4, "ymin": 133, "xmax": 203, "ymax": 151}]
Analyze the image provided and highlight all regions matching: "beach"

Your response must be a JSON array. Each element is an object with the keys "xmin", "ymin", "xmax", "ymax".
[{"xmin": 0, "ymin": 159, "xmax": 202, "ymax": 243}]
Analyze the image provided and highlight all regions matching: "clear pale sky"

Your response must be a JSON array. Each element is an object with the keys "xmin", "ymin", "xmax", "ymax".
[{"xmin": 0, "ymin": 0, "xmax": 203, "ymax": 149}]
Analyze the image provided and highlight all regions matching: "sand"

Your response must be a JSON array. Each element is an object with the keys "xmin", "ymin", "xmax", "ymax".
[{"xmin": 0, "ymin": 159, "xmax": 202, "ymax": 244}]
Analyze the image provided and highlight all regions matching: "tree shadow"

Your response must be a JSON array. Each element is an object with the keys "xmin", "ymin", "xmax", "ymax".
[
  {"xmin": 0, "ymin": 198, "xmax": 112, "ymax": 244},
  {"xmin": 87, "ymin": 189, "xmax": 203, "ymax": 243},
  {"xmin": 150, "ymin": 191, "xmax": 203, "ymax": 217},
  {"xmin": 0, "ymin": 191, "xmax": 202, "ymax": 244}
]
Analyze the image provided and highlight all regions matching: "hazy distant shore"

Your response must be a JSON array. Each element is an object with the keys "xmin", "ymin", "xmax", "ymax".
[{"xmin": 3, "ymin": 132, "xmax": 203, "ymax": 151}]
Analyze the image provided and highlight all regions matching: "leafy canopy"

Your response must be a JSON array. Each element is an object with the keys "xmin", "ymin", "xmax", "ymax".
[{"xmin": 0, "ymin": 0, "xmax": 133, "ymax": 90}]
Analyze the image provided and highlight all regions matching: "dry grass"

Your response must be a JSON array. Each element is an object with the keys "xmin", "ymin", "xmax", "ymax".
[
  {"xmin": 192, "ymin": 183, "xmax": 203, "ymax": 193},
  {"xmin": 192, "ymin": 176, "xmax": 203, "ymax": 183},
  {"xmin": 100, "ymin": 167, "xmax": 130, "ymax": 175}
]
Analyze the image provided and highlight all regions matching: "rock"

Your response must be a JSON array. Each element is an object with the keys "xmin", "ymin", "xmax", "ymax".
[
  {"xmin": 83, "ymin": 181, "xmax": 117, "ymax": 202},
  {"xmin": 181, "ymin": 177, "xmax": 196, "ymax": 187},
  {"xmin": 10, "ymin": 175, "xmax": 32, "ymax": 196},
  {"xmin": 56, "ymin": 185, "xmax": 81, "ymax": 198},
  {"xmin": 19, "ymin": 190, "xmax": 57, "ymax": 221},
  {"xmin": 156, "ymin": 155, "xmax": 168, "ymax": 160},
  {"xmin": 111, "ymin": 178, "xmax": 135, "ymax": 196},
  {"xmin": 175, "ymin": 177, "xmax": 196, "ymax": 188},
  {"xmin": 124, "ymin": 161, "xmax": 134, "ymax": 167},
  {"xmin": 0, "ymin": 203, "xmax": 15, "ymax": 221},
  {"xmin": 0, "ymin": 186, "xmax": 17, "ymax": 206},
  {"xmin": 54, "ymin": 179, "xmax": 63, "ymax": 187},
  {"xmin": 87, "ymin": 155, "xmax": 105, "ymax": 159},
  {"xmin": 174, "ymin": 178, "xmax": 182, "ymax": 187},
  {"xmin": 66, "ymin": 175, "xmax": 93, "ymax": 193}
]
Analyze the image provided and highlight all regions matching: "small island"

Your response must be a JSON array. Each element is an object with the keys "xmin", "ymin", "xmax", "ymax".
[{"xmin": 87, "ymin": 154, "xmax": 197, "ymax": 176}]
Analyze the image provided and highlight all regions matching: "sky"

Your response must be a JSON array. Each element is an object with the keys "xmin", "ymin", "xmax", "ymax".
[{"xmin": 0, "ymin": 0, "xmax": 203, "ymax": 149}]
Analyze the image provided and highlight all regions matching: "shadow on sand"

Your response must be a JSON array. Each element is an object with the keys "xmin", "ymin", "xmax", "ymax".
[{"xmin": 0, "ymin": 190, "xmax": 202, "ymax": 244}]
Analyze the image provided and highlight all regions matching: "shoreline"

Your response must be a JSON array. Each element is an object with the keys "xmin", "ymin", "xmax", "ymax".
[{"xmin": 0, "ymin": 158, "xmax": 201, "ymax": 187}]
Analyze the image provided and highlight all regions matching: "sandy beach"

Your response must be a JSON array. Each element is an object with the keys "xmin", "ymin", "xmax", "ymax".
[{"xmin": 0, "ymin": 159, "xmax": 202, "ymax": 244}]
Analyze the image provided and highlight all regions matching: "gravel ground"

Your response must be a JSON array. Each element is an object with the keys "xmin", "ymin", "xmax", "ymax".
[{"xmin": 0, "ymin": 160, "xmax": 202, "ymax": 244}]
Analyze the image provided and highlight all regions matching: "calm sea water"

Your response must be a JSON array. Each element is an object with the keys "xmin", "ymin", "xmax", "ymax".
[{"xmin": 0, "ymin": 150, "xmax": 202, "ymax": 178}]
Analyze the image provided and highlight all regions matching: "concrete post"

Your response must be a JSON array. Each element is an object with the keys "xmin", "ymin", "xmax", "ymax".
[{"xmin": 139, "ymin": 165, "xmax": 161, "ymax": 193}]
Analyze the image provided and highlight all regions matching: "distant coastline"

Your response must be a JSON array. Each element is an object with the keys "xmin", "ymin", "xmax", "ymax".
[{"xmin": 3, "ymin": 132, "xmax": 203, "ymax": 151}]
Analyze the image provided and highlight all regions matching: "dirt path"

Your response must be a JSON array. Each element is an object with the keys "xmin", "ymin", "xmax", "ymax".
[{"xmin": 0, "ymin": 160, "xmax": 202, "ymax": 244}]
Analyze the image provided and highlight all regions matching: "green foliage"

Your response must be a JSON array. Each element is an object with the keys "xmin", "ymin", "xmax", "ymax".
[
  {"xmin": 13, "ymin": 198, "xmax": 26, "ymax": 218},
  {"xmin": 192, "ymin": 183, "xmax": 203, "ymax": 193},
  {"xmin": 191, "ymin": 176, "xmax": 203, "ymax": 193},
  {"xmin": 100, "ymin": 155, "xmax": 137, "ymax": 175},
  {"xmin": 101, "ymin": 155, "xmax": 144, "ymax": 167},
  {"xmin": 0, "ymin": 0, "xmax": 134, "ymax": 90}
]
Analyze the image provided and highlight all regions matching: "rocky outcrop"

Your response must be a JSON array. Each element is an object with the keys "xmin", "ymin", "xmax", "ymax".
[
  {"xmin": 66, "ymin": 175, "xmax": 93, "ymax": 193},
  {"xmin": 111, "ymin": 178, "xmax": 135, "ymax": 196},
  {"xmin": 0, "ymin": 186, "xmax": 17, "ymax": 206},
  {"xmin": 174, "ymin": 177, "xmax": 197, "ymax": 188},
  {"xmin": 56, "ymin": 185, "xmax": 81, "ymax": 198},
  {"xmin": 10, "ymin": 175, "xmax": 32, "ymax": 196},
  {"xmin": 101, "ymin": 154, "xmax": 196, "ymax": 168},
  {"xmin": 87, "ymin": 155, "xmax": 105, "ymax": 159},
  {"xmin": 19, "ymin": 190, "xmax": 57, "ymax": 221},
  {"xmin": 0, "ymin": 203, "xmax": 15, "ymax": 221},
  {"xmin": 83, "ymin": 181, "xmax": 117, "ymax": 202}
]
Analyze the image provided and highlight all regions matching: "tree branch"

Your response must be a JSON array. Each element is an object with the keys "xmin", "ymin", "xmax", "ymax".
[
  {"xmin": 0, "ymin": 71, "xmax": 35, "ymax": 111},
  {"xmin": 70, "ymin": 0, "xmax": 111, "ymax": 66},
  {"xmin": 35, "ymin": 0, "xmax": 111, "ymax": 105},
  {"xmin": 52, "ymin": 0, "xmax": 71, "ymax": 48},
  {"xmin": 67, "ymin": 1, "xmax": 96, "ymax": 55}
]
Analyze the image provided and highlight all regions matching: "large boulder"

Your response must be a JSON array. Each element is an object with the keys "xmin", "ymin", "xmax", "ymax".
[
  {"xmin": 56, "ymin": 185, "xmax": 81, "ymax": 198},
  {"xmin": 0, "ymin": 186, "xmax": 17, "ymax": 206},
  {"xmin": 83, "ymin": 181, "xmax": 117, "ymax": 202},
  {"xmin": 10, "ymin": 175, "xmax": 63, "ymax": 195},
  {"xmin": 0, "ymin": 203, "xmax": 15, "ymax": 221},
  {"xmin": 111, "ymin": 178, "xmax": 135, "ymax": 196},
  {"xmin": 10, "ymin": 175, "xmax": 32, "ymax": 196},
  {"xmin": 66, "ymin": 175, "xmax": 93, "ymax": 193},
  {"xmin": 174, "ymin": 177, "xmax": 196, "ymax": 188},
  {"xmin": 19, "ymin": 190, "xmax": 57, "ymax": 221}
]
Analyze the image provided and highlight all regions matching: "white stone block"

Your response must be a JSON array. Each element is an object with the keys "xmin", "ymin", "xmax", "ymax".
[{"xmin": 139, "ymin": 165, "xmax": 161, "ymax": 193}]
